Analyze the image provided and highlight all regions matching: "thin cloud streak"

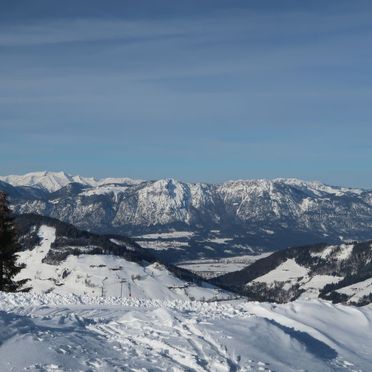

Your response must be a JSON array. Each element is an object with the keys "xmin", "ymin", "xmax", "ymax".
[{"xmin": 0, "ymin": 1, "xmax": 372, "ymax": 187}]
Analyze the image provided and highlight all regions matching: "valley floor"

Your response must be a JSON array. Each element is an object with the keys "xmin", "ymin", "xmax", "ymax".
[
  {"xmin": 0, "ymin": 293, "xmax": 371, "ymax": 371},
  {"xmin": 177, "ymin": 253, "xmax": 272, "ymax": 279}
]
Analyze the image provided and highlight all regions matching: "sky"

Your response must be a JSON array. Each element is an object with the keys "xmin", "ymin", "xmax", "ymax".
[{"xmin": 1, "ymin": 0, "xmax": 372, "ymax": 187}]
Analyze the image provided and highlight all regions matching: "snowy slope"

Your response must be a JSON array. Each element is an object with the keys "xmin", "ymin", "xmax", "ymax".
[
  {"xmin": 0, "ymin": 293, "xmax": 371, "ymax": 371},
  {"xmin": 0, "ymin": 171, "xmax": 97, "ymax": 192},
  {"xmin": 15, "ymin": 222, "xmax": 229, "ymax": 301},
  {"xmin": 336, "ymin": 278, "xmax": 372, "ymax": 304},
  {"xmin": 0, "ymin": 171, "xmax": 141, "ymax": 192},
  {"xmin": 213, "ymin": 240, "xmax": 372, "ymax": 305}
]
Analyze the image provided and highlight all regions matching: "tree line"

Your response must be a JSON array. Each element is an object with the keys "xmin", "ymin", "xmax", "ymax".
[{"xmin": 0, "ymin": 192, "xmax": 24, "ymax": 291}]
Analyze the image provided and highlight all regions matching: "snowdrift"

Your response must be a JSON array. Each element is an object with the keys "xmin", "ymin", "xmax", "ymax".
[{"xmin": 0, "ymin": 293, "xmax": 371, "ymax": 371}]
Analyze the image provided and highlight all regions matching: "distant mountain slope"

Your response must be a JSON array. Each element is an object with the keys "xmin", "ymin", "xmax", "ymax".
[
  {"xmin": 2, "ymin": 171, "xmax": 372, "ymax": 262},
  {"xmin": 14, "ymin": 214, "xmax": 227, "ymax": 301},
  {"xmin": 0, "ymin": 171, "xmax": 141, "ymax": 192},
  {"xmin": 212, "ymin": 240, "xmax": 372, "ymax": 305}
]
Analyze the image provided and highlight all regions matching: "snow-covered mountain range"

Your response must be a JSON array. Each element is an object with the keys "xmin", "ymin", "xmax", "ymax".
[
  {"xmin": 2, "ymin": 171, "xmax": 372, "ymax": 262},
  {"xmin": 0, "ymin": 171, "xmax": 142, "ymax": 192},
  {"xmin": 213, "ymin": 240, "xmax": 372, "ymax": 306},
  {"xmin": 13, "ymin": 213, "xmax": 372, "ymax": 306},
  {"xmin": 14, "ymin": 214, "xmax": 228, "ymax": 301}
]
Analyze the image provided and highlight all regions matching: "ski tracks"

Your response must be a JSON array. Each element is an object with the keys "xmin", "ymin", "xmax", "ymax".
[{"xmin": 88, "ymin": 306, "xmax": 271, "ymax": 371}]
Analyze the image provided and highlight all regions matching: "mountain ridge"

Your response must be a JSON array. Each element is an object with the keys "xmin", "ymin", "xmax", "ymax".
[
  {"xmin": 0, "ymin": 171, "xmax": 143, "ymax": 192},
  {"xmin": 0, "ymin": 170, "xmax": 367, "ymax": 193},
  {"xmin": 2, "ymin": 171, "xmax": 372, "ymax": 262},
  {"xmin": 211, "ymin": 240, "xmax": 372, "ymax": 306}
]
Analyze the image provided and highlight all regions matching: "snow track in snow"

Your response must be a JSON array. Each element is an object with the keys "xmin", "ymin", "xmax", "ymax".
[{"xmin": 0, "ymin": 293, "xmax": 371, "ymax": 371}]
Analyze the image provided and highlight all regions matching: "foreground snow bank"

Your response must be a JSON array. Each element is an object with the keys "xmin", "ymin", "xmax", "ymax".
[{"xmin": 0, "ymin": 292, "xmax": 371, "ymax": 371}]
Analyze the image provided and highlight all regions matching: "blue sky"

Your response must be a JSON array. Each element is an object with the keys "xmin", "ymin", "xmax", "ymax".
[{"xmin": 1, "ymin": 0, "xmax": 372, "ymax": 187}]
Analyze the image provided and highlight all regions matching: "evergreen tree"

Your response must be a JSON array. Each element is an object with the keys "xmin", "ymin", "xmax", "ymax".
[{"xmin": 0, "ymin": 192, "xmax": 23, "ymax": 291}]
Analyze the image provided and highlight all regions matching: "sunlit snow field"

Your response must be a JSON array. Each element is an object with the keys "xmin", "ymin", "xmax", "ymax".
[{"xmin": 1, "ymin": 293, "xmax": 371, "ymax": 371}]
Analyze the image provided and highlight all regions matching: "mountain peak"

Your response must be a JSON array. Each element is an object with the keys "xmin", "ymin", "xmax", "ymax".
[
  {"xmin": 0, "ymin": 171, "xmax": 74, "ymax": 192},
  {"xmin": 0, "ymin": 171, "xmax": 142, "ymax": 192}
]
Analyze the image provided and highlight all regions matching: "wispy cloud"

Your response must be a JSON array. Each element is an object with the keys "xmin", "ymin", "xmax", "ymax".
[{"xmin": 1, "ymin": 1, "xmax": 372, "ymax": 186}]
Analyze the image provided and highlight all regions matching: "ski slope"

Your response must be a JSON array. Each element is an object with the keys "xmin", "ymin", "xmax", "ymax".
[{"xmin": 0, "ymin": 293, "xmax": 371, "ymax": 371}]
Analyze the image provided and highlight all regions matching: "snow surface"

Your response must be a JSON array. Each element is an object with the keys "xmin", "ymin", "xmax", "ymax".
[
  {"xmin": 15, "ymin": 226, "xmax": 228, "ymax": 301},
  {"xmin": 248, "ymin": 257, "xmax": 349, "ymax": 299},
  {"xmin": 273, "ymin": 178, "xmax": 364, "ymax": 196},
  {"xmin": 79, "ymin": 185, "xmax": 130, "ymax": 197},
  {"xmin": 136, "ymin": 240, "xmax": 189, "ymax": 250},
  {"xmin": 0, "ymin": 171, "xmax": 142, "ymax": 192},
  {"xmin": 178, "ymin": 254, "xmax": 272, "ymax": 279},
  {"xmin": 203, "ymin": 237, "xmax": 233, "ymax": 244},
  {"xmin": 335, "ymin": 244, "xmax": 355, "ymax": 261},
  {"xmin": 311, "ymin": 245, "xmax": 336, "ymax": 259},
  {"xmin": 135, "ymin": 231, "xmax": 195, "ymax": 239},
  {"xmin": 1, "ymin": 171, "xmax": 364, "ymax": 196},
  {"xmin": 253, "ymin": 259, "xmax": 309, "ymax": 284},
  {"xmin": 337, "ymin": 278, "xmax": 372, "ymax": 303},
  {"xmin": 0, "ymin": 293, "xmax": 371, "ymax": 371},
  {"xmin": 240, "ymin": 242, "xmax": 372, "ymax": 302},
  {"xmin": 310, "ymin": 244, "xmax": 355, "ymax": 261},
  {"xmin": 134, "ymin": 230, "xmax": 195, "ymax": 250},
  {"xmin": 300, "ymin": 275, "xmax": 344, "ymax": 299}
]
